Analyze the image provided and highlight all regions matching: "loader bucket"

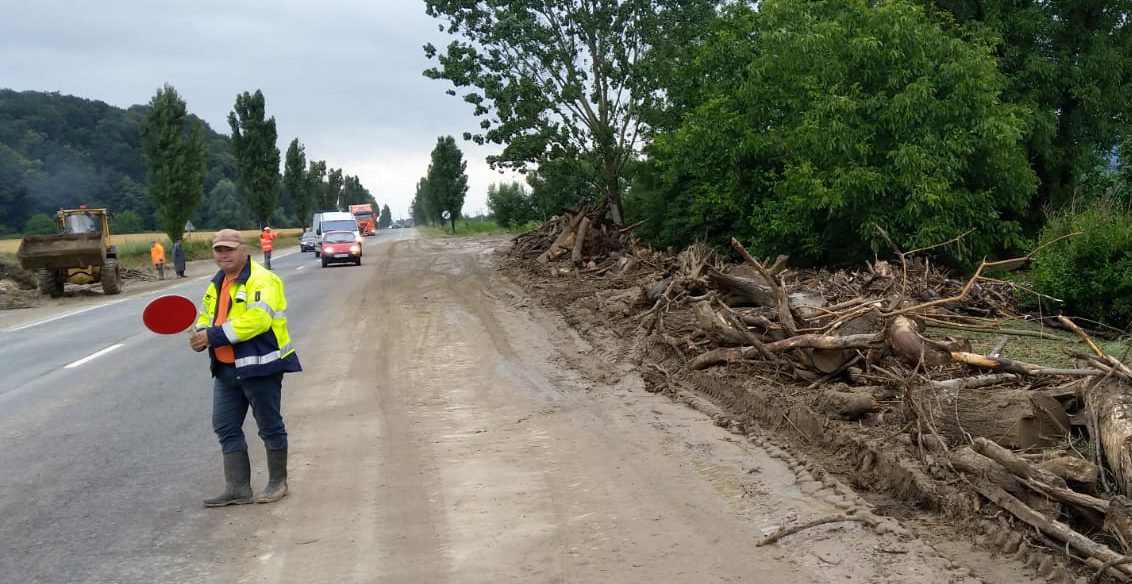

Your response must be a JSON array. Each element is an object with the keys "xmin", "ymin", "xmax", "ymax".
[{"xmin": 17, "ymin": 233, "xmax": 107, "ymax": 270}]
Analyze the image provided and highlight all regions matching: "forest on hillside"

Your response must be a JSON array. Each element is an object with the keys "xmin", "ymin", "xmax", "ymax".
[{"xmin": 0, "ymin": 89, "xmax": 376, "ymax": 236}]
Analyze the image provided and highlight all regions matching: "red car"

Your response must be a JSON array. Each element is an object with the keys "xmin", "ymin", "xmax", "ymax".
[{"xmin": 319, "ymin": 231, "xmax": 362, "ymax": 267}]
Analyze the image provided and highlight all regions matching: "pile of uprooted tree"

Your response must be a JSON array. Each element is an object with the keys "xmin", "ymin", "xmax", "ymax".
[{"xmin": 511, "ymin": 203, "xmax": 1132, "ymax": 581}]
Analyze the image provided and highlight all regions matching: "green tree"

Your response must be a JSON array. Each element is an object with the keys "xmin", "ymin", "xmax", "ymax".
[
  {"xmin": 228, "ymin": 90, "xmax": 280, "ymax": 226},
  {"xmin": 423, "ymin": 0, "xmax": 717, "ymax": 226},
  {"xmin": 378, "ymin": 204, "xmax": 392, "ymax": 229},
  {"xmin": 637, "ymin": 0, "xmax": 1035, "ymax": 266},
  {"xmin": 487, "ymin": 181, "xmax": 535, "ymax": 228},
  {"xmin": 283, "ymin": 138, "xmax": 311, "ymax": 227},
  {"xmin": 199, "ymin": 178, "xmax": 251, "ymax": 229},
  {"xmin": 424, "ymin": 136, "xmax": 469, "ymax": 233},
  {"xmin": 110, "ymin": 209, "xmax": 143, "ymax": 234},
  {"xmin": 323, "ymin": 167, "xmax": 344, "ymax": 210},
  {"xmin": 139, "ymin": 84, "xmax": 207, "ymax": 243},
  {"xmin": 526, "ymin": 155, "xmax": 601, "ymax": 220},
  {"xmin": 926, "ymin": 0, "xmax": 1132, "ymax": 224},
  {"xmin": 23, "ymin": 212, "xmax": 56, "ymax": 235},
  {"xmin": 341, "ymin": 174, "xmax": 374, "ymax": 207},
  {"xmin": 411, "ymin": 178, "xmax": 430, "ymax": 225}
]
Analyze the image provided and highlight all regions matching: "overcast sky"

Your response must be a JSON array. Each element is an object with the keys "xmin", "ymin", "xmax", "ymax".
[{"xmin": 1, "ymin": 0, "xmax": 518, "ymax": 220}]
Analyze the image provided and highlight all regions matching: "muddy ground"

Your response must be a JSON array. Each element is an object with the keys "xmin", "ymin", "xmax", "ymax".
[{"xmin": 492, "ymin": 242, "xmax": 1105, "ymax": 584}]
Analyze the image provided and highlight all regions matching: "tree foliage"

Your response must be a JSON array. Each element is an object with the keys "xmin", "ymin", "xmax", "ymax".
[
  {"xmin": 487, "ymin": 181, "xmax": 536, "ymax": 228},
  {"xmin": 139, "ymin": 84, "xmax": 206, "ymax": 243},
  {"xmin": 423, "ymin": 0, "xmax": 717, "ymax": 224},
  {"xmin": 635, "ymin": 0, "xmax": 1035, "ymax": 267},
  {"xmin": 227, "ymin": 90, "xmax": 280, "ymax": 226},
  {"xmin": 926, "ymin": 0, "xmax": 1132, "ymax": 223},
  {"xmin": 1031, "ymin": 197, "xmax": 1132, "ymax": 326}
]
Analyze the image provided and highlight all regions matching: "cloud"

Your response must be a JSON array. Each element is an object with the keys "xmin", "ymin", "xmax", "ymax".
[{"xmin": 0, "ymin": 0, "xmax": 521, "ymax": 219}]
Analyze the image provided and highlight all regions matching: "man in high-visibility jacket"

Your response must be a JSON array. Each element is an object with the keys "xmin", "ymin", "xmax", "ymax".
[
  {"xmin": 150, "ymin": 240, "xmax": 166, "ymax": 280},
  {"xmin": 189, "ymin": 229, "xmax": 302, "ymax": 507},
  {"xmin": 259, "ymin": 226, "xmax": 277, "ymax": 269}
]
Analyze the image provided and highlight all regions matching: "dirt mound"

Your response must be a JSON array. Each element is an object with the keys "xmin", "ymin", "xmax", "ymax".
[
  {"xmin": 501, "ymin": 208, "xmax": 1132, "ymax": 583},
  {"xmin": 0, "ymin": 257, "xmax": 158, "ymax": 310}
]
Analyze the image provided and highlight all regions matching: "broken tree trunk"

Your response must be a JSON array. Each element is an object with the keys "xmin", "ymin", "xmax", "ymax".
[
  {"xmin": 909, "ymin": 385, "xmax": 1071, "ymax": 449},
  {"xmin": 707, "ymin": 269, "xmax": 776, "ymax": 308},
  {"xmin": 571, "ymin": 216, "xmax": 590, "ymax": 267},
  {"xmin": 888, "ymin": 316, "xmax": 950, "ymax": 367},
  {"xmin": 816, "ymin": 390, "xmax": 880, "ymax": 420},
  {"xmin": 1085, "ymin": 377, "xmax": 1132, "ymax": 497},
  {"xmin": 537, "ymin": 207, "xmax": 589, "ymax": 264}
]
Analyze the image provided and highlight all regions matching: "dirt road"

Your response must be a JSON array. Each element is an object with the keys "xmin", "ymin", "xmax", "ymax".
[{"xmin": 0, "ymin": 233, "xmax": 1044, "ymax": 583}]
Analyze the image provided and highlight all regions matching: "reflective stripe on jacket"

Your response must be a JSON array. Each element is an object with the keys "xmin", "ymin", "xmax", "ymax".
[
  {"xmin": 195, "ymin": 258, "xmax": 301, "ymax": 379},
  {"xmin": 259, "ymin": 233, "xmax": 275, "ymax": 251}
]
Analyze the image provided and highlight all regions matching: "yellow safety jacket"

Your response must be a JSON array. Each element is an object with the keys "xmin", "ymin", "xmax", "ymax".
[{"xmin": 195, "ymin": 258, "xmax": 302, "ymax": 379}]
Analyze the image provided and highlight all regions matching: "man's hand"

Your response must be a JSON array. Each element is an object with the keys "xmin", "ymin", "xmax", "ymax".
[{"xmin": 189, "ymin": 330, "xmax": 210, "ymax": 352}]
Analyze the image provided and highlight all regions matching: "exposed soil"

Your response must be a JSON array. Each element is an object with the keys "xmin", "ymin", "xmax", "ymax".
[{"xmin": 493, "ymin": 240, "xmax": 1101, "ymax": 584}]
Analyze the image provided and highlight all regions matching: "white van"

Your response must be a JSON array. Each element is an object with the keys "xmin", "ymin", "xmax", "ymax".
[{"xmin": 312, "ymin": 211, "xmax": 361, "ymax": 257}]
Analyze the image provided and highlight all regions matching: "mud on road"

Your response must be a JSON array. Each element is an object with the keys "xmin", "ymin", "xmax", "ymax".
[{"xmin": 0, "ymin": 236, "xmax": 1072, "ymax": 583}]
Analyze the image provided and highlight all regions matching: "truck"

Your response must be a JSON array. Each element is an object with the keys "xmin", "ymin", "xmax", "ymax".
[
  {"xmin": 311, "ymin": 211, "xmax": 361, "ymax": 258},
  {"xmin": 349, "ymin": 204, "xmax": 376, "ymax": 236},
  {"xmin": 17, "ymin": 206, "xmax": 122, "ymax": 297}
]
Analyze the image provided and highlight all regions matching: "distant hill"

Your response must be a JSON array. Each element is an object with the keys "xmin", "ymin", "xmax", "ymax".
[{"xmin": 0, "ymin": 89, "xmax": 252, "ymax": 235}]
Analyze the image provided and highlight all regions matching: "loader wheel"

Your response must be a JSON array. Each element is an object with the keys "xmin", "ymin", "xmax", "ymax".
[
  {"xmin": 37, "ymin": 269, "xmax": 64, "ymax": 298},
  {"xmin": 101, "ymin": 259, "xmax": 122, "ymax": 295}
]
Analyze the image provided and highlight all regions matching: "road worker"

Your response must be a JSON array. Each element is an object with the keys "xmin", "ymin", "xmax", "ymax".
[
  {"xmin": 150, "ymin": 240, "xmax": 165, "ymax": 280},
  {"xmin": 188, "ymin": 229, "xmax": 302, "ymax": 507},
  {"xmin": 259, "ymin": 226, "xmax": 277, "ymax": 269}
]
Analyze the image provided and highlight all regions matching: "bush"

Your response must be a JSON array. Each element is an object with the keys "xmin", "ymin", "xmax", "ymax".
[{"xmin": 1031, "ymin": 199, "xmax": 1132, "ymax": 327}]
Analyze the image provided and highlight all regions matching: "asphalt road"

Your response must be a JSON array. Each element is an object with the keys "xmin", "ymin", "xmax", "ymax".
[{"xmin": 0, "ymin": 228, "xmax": 411, "ymax": 584}]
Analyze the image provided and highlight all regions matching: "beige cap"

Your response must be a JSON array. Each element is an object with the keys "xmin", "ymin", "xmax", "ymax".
[{"xmin": 211, "ymin": 229, "xmax": 244, "ymax": 249}]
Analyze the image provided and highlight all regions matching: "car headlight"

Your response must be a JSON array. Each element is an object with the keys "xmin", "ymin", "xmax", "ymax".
[{"xmin": 349, "ymin": 245, "xmax": 361, "ymax": 253}]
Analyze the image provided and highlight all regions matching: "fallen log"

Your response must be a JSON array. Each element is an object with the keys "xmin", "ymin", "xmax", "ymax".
[
  {"xmin": 971, "ymin": 479, "xmax": 1132, "ymax": 581},
  {"xmin": 930, "ymin": 373, "xmax": 1018, "ymax": 391},
  {"xmin": 910, "ymin": 385, "xmax": 1071, "ymax": 449},
  {"xmin": 707, "ymin": 269, "xmax": 776, "ymax": 308},
  {"xmin": 888, "ymin": 316, "xmax": 950, "ymax": 367},
  {"xmin": 816, "ymin": 390, "xmax": 880, "ymax": 420},
  {"xmin": 948, "ymin": 446, "xmax": 1023, "ymax": 495},
  {"xmin": 762, "ymin": 333, "xmax": 881, "ymax": 353},
  {"xmin": 950, "ymin": 352, "xmax": 1102, "ymax": 377},
  {"xmin": 972, "ymin": 438, "xmax": 1108, "ymax": 513},
  {"xmin": 1085, "ymin": 377, "xmax": 1132, "ymax": 497}
]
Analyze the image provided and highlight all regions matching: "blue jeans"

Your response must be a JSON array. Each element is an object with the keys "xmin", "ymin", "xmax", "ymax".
[{"xmin": 212, "ymin": 364, "xmax": 287, "ymax": 454}]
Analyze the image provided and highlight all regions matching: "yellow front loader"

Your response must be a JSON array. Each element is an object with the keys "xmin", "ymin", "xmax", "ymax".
[{"xmin": 17, "ymin": 207, "xmax": 122, "ymax": 297}]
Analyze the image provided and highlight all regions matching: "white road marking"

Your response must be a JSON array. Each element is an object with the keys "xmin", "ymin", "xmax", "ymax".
[
  {"xmin": 7, "ymin": 297, "xmax": 132, "ymax": 332},
  {"xmin": 65, "ymin": 343, "xmax": 124, "ymax": 369},
  {"xmin": 296, "ymin": 265, "xmax": 306, "ymax": 270}
]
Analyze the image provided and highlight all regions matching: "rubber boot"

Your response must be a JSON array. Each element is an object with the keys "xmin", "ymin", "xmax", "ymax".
[
  {"xmin": 203, "ymin": 450, "xmax": 253, "ymax": 508},
  {"xmin": 256, "ymin": 448, "xmax": 288, "ymax": 504}
]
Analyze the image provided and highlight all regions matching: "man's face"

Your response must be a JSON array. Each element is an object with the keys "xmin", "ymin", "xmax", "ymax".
[{"xmin": 213, "ymin": 244, "xmax": 248, "ymax": 273}]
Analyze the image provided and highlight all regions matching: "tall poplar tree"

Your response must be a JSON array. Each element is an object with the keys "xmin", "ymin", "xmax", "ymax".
[
  {"xmin": 228, "ymin": 90, "xmax": 280, "ymax": 226},
  {"xmin": 283, "ymin": 138, "xmax": 309, "ymax": 227},
  {"xmin": 139, "ymin": 84, "xmax": 206, "ymax": 243},
  {"xmin": 425, "ymin": 136, "xmax": 468, "ymax": 233},
  {"xmin": 378, "ymin": 204, "xmax": 392, "ymax": 229}
]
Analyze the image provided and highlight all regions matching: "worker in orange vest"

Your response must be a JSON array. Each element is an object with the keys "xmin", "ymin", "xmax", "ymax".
[
  {"xmin": 259, "ymin": 227, "xmax": 278, "ymax": 269},
  {"xmin": 150, "ymin": 240, "xmax": 166, "ymax": 280}
]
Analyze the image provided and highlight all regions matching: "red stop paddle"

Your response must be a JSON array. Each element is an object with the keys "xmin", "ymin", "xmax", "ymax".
[{"xmin": 142, "ymin": 294, "xmax": 199, "ymax": 334}]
